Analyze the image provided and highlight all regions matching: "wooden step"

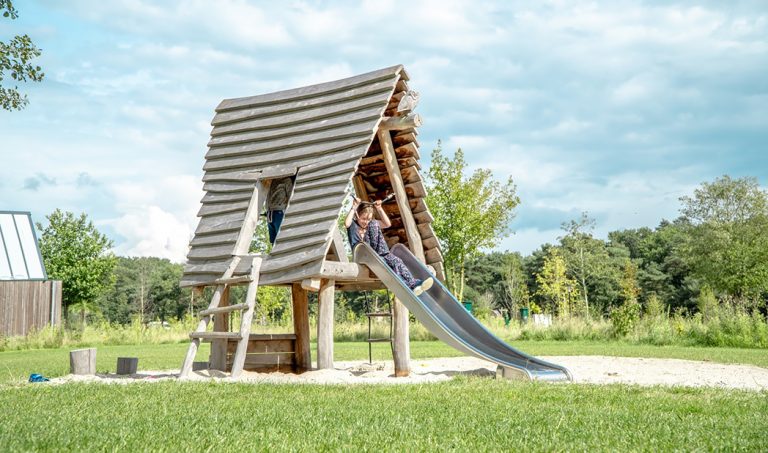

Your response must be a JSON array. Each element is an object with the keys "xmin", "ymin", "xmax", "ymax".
[
  {"xmin": 213, "ymin": 276, "xmax": 253, "ymax": 285},
  {"xmin": 189, "ymin": 332, "xmax": 242, "ymax": 340},
  {"xmin": 366, "ymin": 338, "xmax": 392, "ymax": 343},
  {"xmin": 365, "ymin": 312, "xmax": 392, "ymax": 317},
  {"xmin": 199, "ymin": 303, "xmax": 249, "ymax": 317}
]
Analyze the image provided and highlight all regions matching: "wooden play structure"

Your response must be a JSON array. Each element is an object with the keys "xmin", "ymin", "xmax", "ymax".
[{"xmin": 179, "ymin": 65, "xmax": 444, "ymax": 378}]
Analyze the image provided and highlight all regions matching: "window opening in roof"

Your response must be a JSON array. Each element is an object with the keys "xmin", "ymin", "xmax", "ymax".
[
  {"xmin": 250, "ymin": 174, "xmax": 296, "ymax": 255},
  {"xmin": 0, "ymin": 214, "xmax": 27, "ymax": 279}
]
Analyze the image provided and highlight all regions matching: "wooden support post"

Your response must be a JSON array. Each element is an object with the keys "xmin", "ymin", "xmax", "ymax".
[
  {"xmin": 70, "ymin": 348, "xmax": 96, "ymax": 375},
  {"xmin": 116, "ymin": 357, "xmax": 138, "ymax": 375},
  {"xmin": 316, "ymin": 279, "xmax": 335, "ymax": 369},
  {"xmin": 210, "ymin": 285, "xmax": 230, "ymax": 371},
  {"xmin": 378, "ymin": 127, "xmax": 426, "ymax": 378},
  {"xmin": 291, "ymin": 283, "xmax": 312, "ymax": 370}
]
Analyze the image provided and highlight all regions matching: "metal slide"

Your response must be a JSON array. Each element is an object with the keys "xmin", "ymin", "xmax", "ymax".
[{"xmin": 354, "ymin": 243, "xmax": 573, "ymax": 382}]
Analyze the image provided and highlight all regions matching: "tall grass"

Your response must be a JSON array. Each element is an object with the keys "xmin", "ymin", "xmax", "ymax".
[{"xmin": 3, "ymin": 305, "xmax": 766, "ymax": 352}]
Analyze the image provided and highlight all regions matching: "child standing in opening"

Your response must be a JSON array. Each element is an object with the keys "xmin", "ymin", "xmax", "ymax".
[{"xmin": 345, "ymin": 197, "xmax": 433, "ymax": 296}]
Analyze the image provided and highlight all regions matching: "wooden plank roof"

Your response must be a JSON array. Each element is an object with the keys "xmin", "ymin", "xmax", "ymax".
[{"xmin": 181, "ymin": 64, "xmax": 444, "ymax": 288}]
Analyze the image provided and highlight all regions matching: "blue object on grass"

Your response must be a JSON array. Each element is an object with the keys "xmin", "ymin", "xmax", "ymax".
[{"xmin": 28, "ymin": 373, "xmax": 49, "ymax": 383}]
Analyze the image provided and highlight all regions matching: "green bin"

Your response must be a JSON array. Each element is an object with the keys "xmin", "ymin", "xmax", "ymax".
[
  {"xmin": 519, "ymin": 307, "xmax": 530, "ymax": 323},
  {"xmin": 462, "ymin": 301, "xmax": 472, "ymax": 313}
]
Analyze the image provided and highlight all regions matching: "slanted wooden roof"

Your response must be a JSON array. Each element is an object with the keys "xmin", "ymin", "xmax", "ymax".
[{"xmin": 181, "ymin": 65, "xmax": 443, "ymax": 288}]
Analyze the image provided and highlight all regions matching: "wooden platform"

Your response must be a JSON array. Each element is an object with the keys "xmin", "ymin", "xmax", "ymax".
[{"xmin": 223, "ymin": 333, "xmax": 299, "ymax": 372}]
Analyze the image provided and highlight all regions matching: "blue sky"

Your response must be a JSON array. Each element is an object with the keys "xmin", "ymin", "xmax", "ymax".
[{"xmin": 1, "ymin": 1, "xmax": 766, "ymax": 262}]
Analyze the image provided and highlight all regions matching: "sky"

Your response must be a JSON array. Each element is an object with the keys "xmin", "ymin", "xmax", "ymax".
[{"xmin": 1, "ymin": 0, "xmax": 766, "ymax": 263}]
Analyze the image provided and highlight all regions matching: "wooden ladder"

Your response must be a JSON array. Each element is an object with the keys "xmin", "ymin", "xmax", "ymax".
[{"xmin": 179, "ymin": 256, "xmax": 262, "ymax": 379}]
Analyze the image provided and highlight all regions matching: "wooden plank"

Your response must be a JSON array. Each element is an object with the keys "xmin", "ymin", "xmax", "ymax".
[
  {"xmin": 231, "ymin": 257, "xmax": 262, "ymax": 378},
  {"xmin": 260, "ymin": 246, "xmax": 329, "ymax": 274},
  {"xmin": 201, "ymin": 191, "xmax": 253, "ymax": 204},
  {"xmin": 201, "ymin": 181, "xmax": 255, "ymax": 193},
  {"xmin": 296, "ymin": 157, "xmax": 361, "ymax": 183},
  {"xmin": 195, "ymin": 210, "xmax": 249, "ymax": 234},
  {"xmin": 189, "ymin": 231, "xmax": 240, "ymax": 247},
  {"xmin": 270, "ymin": 234, "xmax": 329, "ymax": 257},
  {"xmin": 210, "ymin": 285, "xmax": 230, "ymax": 371},
  {"xmin": 421, "ymin": 236, "xmax": 439, "ymax": 251},
  {"xmin": 187, "ymin": 244, "xmax": 236, "ymax": 261},
  {"xmin": 238, "ymin": 353, "xmax": 296, "ymax": 368},
  {"xmin": 209, "ymin": 118, "xmax": 375, "ymax": 154},
  {"xmin": 217, "ymin": 66, "xmax": 399, "ymax": 110},
  {"xmin": 301, "ymin": 278, "xmax": 321, "ymax": 292},
  {"xmin": 316, "ymin": 279, "xmax": 335, "ymax": 369},
  {"xmin": 211, "ymin": 104, "xmax": 382, "ymax": 138},
  {"xmin": 207, "ymin": 128, "xmax": 372, "ymax": 161},
  {"xmin": 199, "ymin": 303, "xmax": 248, "ymax": 317},
  {"xmin": 279, "ymin": 208, "xmax": 339, "ymax": 229},
  {"xmin": 286, "ymin": 193, "xmax": 345, "ymax": 217},
  {"xmin": 418, "ymin": 223, "xmax": 435, "ymax": 240},
  {"xmin": 291, "ymin": 283, "xmax": 312, "ymax": 370},
  {"xmin": 213, "ymin": 81, "xmax": 393, "ymax": 127},
  {"xmin": 259, "ymin": 259, "xmax": 324, "ymax": 286},
  {"xmin": 201, "ymin": 170, "xmax": 261, "ymax": 183},
  {"xmin": 203, "ymin": 136, "xmax": 371, "ymax": 171},
  {"xmin": 329, "ymin": 227, "xmax": 349, "ymax": 263},
  {"xmin": 197, "ymin": 200, "xmax": 249, "ymax": 217},
  {"xmin": 289, "ymin": 182, "xmax": 348, "ymax": 204},
  {"xmin": 413, "ymin": 210, "xmax": 433, "ymax": 224},
  {"xmin": 211, "ymin": 93, "xmax": 390, "ymax": 134},
  {"xmin": 226, "ymin": 338, "xmax": 295, "ymax": 354},
  {"xmin": 275, "ymin": 221, "xmax": 334, "ymax": 244},
  {"xmin": 232, "ymin": 182, "xmax": 266, "ymax": 256},
  {"xmin": 293, "ymin": 172, "xmax": 352, "ymax": 193},
  {"xmin": 190, "ymin": 332, "xmax": 242, "ymax": 340},
  {"xmin": 213, "ymin": 275, "xmax": 253, "ymax": 285},
  {"xmin": 259, "ymin": 166, "xmax": 298, "ymax": 180},
  {"xmin": 392, "ymin": 132, "xmax": 417, "ymax": 147}
]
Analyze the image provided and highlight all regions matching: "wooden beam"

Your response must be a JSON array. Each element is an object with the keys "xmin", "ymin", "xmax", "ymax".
[
  {"xmin": 209, "ymin": 285, "xmax": 230, "ymax": 371},
  {"xmin": 302, "ymin": 278, "xmax": 321, "ymax": 292},
  {"xmin": 397, "ymin": 90, "xmax": 420, "ymax": 113},
  {"xmin": 317, "ymin": 279, "xmax": 335, "ymax": 369},
  {"xmin": 233, "ymin": 182, "xmax": 266, "ymax": 255},
  {"xmin": 320, "ymin": 261, "xmax": 374, "ymax": 280},
  {"xmin": 393, "ymin": 297, "xmax": 410, "ymax": 377},
  {"xmin": 379, "ymin": 113, "xmax": 422, "ymax": 131},
  {"xmin": 329, "ymin": 227, "xmax": 349, "ymax": 263},
  {"xmin": 291, "ymin": 283, "xmax": 312, "ymax": 370},
  {"xmin": 230, "ymin": 256, "xmax": 262, "ymax": 378}
]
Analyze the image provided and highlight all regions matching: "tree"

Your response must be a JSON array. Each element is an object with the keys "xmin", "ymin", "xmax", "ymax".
[
  {"xmin": 559, "ymin": 212, "xmax": 604, "ymax": 316},
  {"xmin": 1, "ymin": 1, "xmax": 44, "ymax": 111},
  {"xmin": 425, "ymin": 142, "xmax": 520, "ymax": 302},
  {"xmin": 678, "ymin": 175, "xmax": 768, "ymax": 300},
  {"xmin": 535, "ymin": 248, "xmax": 581, "ymax": 317},
  {"xmin": 37, "ymin": 209, "xmax": 116, "ymax": 323}
]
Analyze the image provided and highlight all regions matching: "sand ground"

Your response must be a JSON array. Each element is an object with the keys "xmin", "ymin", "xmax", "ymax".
[{"xmin": 49, "ymin": 356, "xmax": 768, "ymax": 391}]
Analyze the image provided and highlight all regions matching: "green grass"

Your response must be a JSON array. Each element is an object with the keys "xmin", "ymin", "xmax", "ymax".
[
  {"xmin": 1, "ymin": 340, "xmax": 767, "ymax": 386},
  {"xmin": 1, "ymin": 379, "xmax": 766, "ymax": 451}
]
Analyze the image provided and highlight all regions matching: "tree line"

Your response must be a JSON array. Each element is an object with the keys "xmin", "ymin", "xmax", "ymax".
[{"xmin": 35, "ymin": 145, "xmax": 767, "ymax": 327}]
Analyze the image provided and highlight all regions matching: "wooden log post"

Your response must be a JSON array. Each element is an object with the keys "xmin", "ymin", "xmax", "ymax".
[
  {"xmin": 316, "ymin": 279, "xmax": 335, "ymax": 369},
  {"xmin": 70, "ymin": 348, "xmax": 96, "ymax": 375},
  {"xmin": 209, "ymin": 285, "xmax": 230, "ymax": 371},
  {"xmin": 378, "ymin": 126, "xmax": 426, "ymax": 378},
  {"xmin": 116, "ymin": 357, "xmax": 139, "ymax": 375},
  {"xmin": 291, "ymin": 283, "xmax": 312, "ymax": 370}
]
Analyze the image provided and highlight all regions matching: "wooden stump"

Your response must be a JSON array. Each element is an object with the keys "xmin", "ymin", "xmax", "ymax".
[
  {"xmin": 192, "ymin": 361, "xmax": 209, "ymax": 371},
  {"xmin": 70, "ymin": 348, "xmax": 96, "ymax": 375},
  {"xmin": 116, "ymin": 357, "xmax": 138, "ymax": 375}
]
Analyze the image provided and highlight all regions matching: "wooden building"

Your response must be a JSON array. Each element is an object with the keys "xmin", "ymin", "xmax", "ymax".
[
  {"xmin": 0, "ymin": 211, "xmax": 62, "ymax": 337},
  {"xmin": 179, "ymin": 65, "xmax": 443, "ymax": 378}
]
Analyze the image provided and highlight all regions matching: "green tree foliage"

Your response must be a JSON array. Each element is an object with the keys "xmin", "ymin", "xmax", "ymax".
[
  {"xmin": 36, "ymin": 210, "xmax": 116, "ymax": 321},
  {"xmin": 1, "ymin": 0, "xmax": 44, "ymax": 110},
  {"xmin": 535, "ymin": 248, "xmax": 581, "ymax": 317},
  {"xmin": 99, "ymin": 257, "xmax": 193, "ymax": 324},
  {"xmin": 611, "ymin": 259, "xmax": 642, "ymax": 336},
  {"xmin": 679, "ymin": 175, "xmax": 768, "ymax": 301},
  {"xmin": 425, "ymin": 142, "xmax": 520, "ymax": 301}
]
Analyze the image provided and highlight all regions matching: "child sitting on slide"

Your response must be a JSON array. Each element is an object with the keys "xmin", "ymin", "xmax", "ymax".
[{"xmin": 345, "ymin": 196, "xmax": 434, "ymax": 296}]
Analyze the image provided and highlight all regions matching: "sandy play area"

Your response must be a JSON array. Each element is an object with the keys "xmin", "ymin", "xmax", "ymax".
[{"xmin": 49, "ymin": 356, "xmax": 768, "ymax": 391}]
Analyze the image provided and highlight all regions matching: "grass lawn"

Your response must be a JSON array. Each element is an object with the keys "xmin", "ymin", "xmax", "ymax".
[
  {"xmin": 2, "ymin": 340, "xmax": 767, "ymax": 450},
  {"xmin": 1, "ymin": 379, "xmax": 766, "ymax": 451}
]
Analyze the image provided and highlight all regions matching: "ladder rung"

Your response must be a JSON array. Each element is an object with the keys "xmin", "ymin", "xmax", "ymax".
[
  {"xmin": 199, "ymin": 303, "xmax": 249, "ymax": 317},
  {"xmin": 366, "ymin": 338, "xmax": 392, "ymax": 343},
  {"xmin": 365, "ymin": 312, "xmax": 392, "ymax": 317},
  {"xmin": 189, "ymin": 332, "xmax": 242, "ymax": 340},
  {"xmin": 213, "ymin": 276, "xmax": 253, "ymax": 285}
]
